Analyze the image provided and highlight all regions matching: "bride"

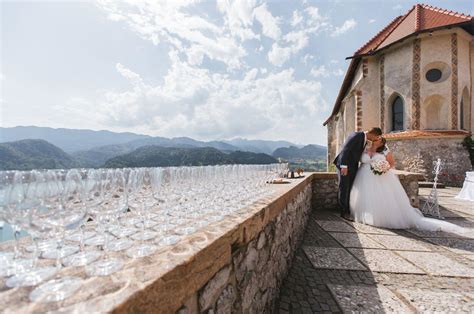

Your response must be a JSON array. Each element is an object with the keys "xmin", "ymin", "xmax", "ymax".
[{"xmin": 350, "ymin": 137, "xmax": 465, "ymax": 233}]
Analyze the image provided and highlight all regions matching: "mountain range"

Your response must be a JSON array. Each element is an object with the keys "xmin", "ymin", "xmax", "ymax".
[
  {"xmin": 0, "ymin": 126, "xmax": 301, "ymax": 154},
  {"xmin": 0, "ymin": 140, "xmax": 279, "ymax": 170},
  {"xmin": 0, "ymin": 126, "xmax": 327, "ymax": 170},
  {"xmin": 272, "ymin": 145, "xmax": 327, "ymax": 161},
  {"xmin": 0, "ymin": 139, "xmax": 79, "ymax": 170},
  {"xmin": 104, "ymin": 146, "xmax": 277, "ymax": 168}
]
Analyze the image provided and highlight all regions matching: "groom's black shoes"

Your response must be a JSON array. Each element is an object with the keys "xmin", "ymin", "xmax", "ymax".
[{"xmin": 341, "ymin": 213, "xmax": 354, "ymax": 222}]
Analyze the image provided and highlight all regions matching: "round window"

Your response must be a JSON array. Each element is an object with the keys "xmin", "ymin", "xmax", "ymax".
[{"xmin": 426, "ymin": 69, "xmax": 442, "ymax": 82}]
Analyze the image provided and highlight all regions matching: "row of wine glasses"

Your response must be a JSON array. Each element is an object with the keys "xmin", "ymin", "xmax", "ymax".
[{"xmin": 0, "ymin": 163, "xmax": 288, "ymax": 303}]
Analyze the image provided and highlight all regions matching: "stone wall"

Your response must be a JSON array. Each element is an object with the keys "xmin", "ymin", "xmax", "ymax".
[
  {"xmin": 388, "ymin": 137, "xmax": 472, "ymax": 187},
  {"xmin": 312, "ymin": 173, "xmax": 339, "ymax": 211},
  {"xmin": 311, "ymin": 171, "xmax": 423, "ymax": 212},
  {"xmin": 177, "ymin": 182, "xmax": 312, "ymax": 313}
]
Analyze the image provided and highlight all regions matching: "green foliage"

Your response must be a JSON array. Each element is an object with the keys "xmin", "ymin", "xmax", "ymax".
[
  {"xmin": 272, "ymin": 144, "xmax": 327, "ymax": 160},
  {"xmin": 462, "ymin": 136, "xmax": 474, "ymax": 167},
  {"xmin": 328, "ymin": 164, "xmax": 337, "ymax": 173},
  {"xmin": 288, "ymin": 160, "xmax": 327, "ymax": 172},
  {"xmin": 273, "ymin": 144, "xmax": 328, "ymax": 172},
  {"xmin": 228, "ymin": 151, "xmax": 277, "ymax": 164},
  {"xmin": 103, "ymin": 146, "xmax": 278, "ymax": 168},
  {"xmin": 0, "ymin": 139, "xmax": 78, "ymax": 170}
]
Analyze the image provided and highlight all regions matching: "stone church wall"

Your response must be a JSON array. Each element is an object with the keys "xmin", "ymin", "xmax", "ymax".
[{"xmin": 387, "ymin": 137, "xmax": 472, "ymax": 187}]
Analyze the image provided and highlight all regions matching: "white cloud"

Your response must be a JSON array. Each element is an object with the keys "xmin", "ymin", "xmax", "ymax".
[
  {"xmin": 217, "ymin": 0, "xmax": 260, "ymax": 42},
  {"xmin": 268, "ymin": 44, "xmax": 292, "ymax": 67},
  {"xmin": 291, "ymin": 10, "xmax": 303, "ymax": 27},
  {"xmin": 310, "ymin": 65, "xmax": 344, "ymax": 77},
  {"xmin": 116, "ymin": 63, "xmax": 143, "ymax": 86},
  {"xmin": 304, "ymin": 6, "xmax": 329, "ymax": 33},
  {"xmin": 254, "ymin": 3, "xmax": 281, "ymax": 40},
  {"xmin": 332, "ymin": 68, "xmax": 345, "ymax": 76},
  {"xmin": 267, "ymin": 5, "xmax": 340, "ymax": 67},
  {"xmin": 331, "ymin": 19, "xmax": 357, "ymax": 37},
  {"xmin": 98, "ymin": 0, "xmax": 247, "ymax": 70},
  {"xmin": 302, "ymin": 54, "xmax": 315, "ymax": 65},
  {"xmin": 0, "ymin": 73, "xmax": 4, "ymax": 81},
  {"xmin": 369, "ymin": 19, "xmax": 376, "ymax": 24},
  {"xmin": 268, "ymin": 30, "xmax": 309, "ymax": 67},
  {"xmin": 244, "ymin": 68, "xmax": 258, "ymax": 81},
  {"xmin": 62, "ymin": 54, "xmax": 327, "ymax": 141},
  {"xmin": 310, "ymin": 65, "xmax": 329, "ymax": 78}
]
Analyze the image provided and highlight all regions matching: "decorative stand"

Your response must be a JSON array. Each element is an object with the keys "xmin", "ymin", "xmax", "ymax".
[{"xmin": 421, "ymin": 158, "xmax": 443, "ymax": 219}]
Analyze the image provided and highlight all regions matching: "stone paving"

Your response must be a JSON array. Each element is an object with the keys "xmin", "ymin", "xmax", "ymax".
[{"xmin": 275, "ymin": 188, "xmax": 474, "ymax": 313}]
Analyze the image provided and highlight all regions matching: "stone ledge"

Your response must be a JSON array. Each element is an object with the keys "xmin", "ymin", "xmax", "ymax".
[
  {"xmin": 392, "ymin": 169, "xmax": 425, "ymax": 180},
  {"xmin": 310, "ymin": 170, "xmax": 424, "ymax": 180},
  {"xmin": 310, "ymin": 172, "xmax": 338, "ymax": 179},
  {"xmin": 1, "ymin": 175, "xmax": 314, "ymax": 314}
]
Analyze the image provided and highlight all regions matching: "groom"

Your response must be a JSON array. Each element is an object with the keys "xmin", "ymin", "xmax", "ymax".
[{"xmin": 333, "ymin": 127, "xmax": 383, "ymax": 221}]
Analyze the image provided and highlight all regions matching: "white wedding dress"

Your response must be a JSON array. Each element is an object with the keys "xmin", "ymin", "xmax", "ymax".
[{"xmin": 350, "ymin": 152, "xmax": 465, "ymax": 233}]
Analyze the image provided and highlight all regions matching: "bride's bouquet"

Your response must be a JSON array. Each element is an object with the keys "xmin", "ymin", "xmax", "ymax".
[{"xmin": 370, "ymin": 160, "xmax": 391, "ymax": 175}]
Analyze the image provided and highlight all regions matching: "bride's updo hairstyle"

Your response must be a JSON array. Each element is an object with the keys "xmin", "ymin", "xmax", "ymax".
[{"xmin": 376, "ymin": 137, "xmax": 387, "ymax": 153}]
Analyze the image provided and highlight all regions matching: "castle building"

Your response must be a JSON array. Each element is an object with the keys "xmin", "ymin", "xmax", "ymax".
[{"xmin": 324, "ymin": 4, "xmax": 474, "ymax": 186}]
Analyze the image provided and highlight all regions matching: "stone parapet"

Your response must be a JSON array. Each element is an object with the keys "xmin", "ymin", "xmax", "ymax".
[
  {"xmin": 1, "ymin": 176, "xmax": 313, "ymax": 314},
  {"xmin": 311, "ymin": 170, "xmax": 424, "ymax": 212},
  {"xmin": 311, "ymin": 172, "xmax": 339, "ymax": 211}
]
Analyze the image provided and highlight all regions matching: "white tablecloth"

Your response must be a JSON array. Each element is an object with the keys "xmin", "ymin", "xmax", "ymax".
[{"xmin": 455, "ymin": 171, "xmax": 474, "ymax": 202}]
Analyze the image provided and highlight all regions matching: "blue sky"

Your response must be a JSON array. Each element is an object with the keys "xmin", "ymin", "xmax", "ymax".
[{"xmin": 1, "ymin": 0, "xmax": 472, "ymax": 145}]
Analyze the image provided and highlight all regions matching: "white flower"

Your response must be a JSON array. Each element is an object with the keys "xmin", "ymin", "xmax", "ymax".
[{"xmin": 370, "ymin": 160, "xmax": 390, "ymax": 175}]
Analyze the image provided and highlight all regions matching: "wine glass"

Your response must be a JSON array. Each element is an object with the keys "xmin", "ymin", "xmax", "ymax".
[
  {"xmin": 29, "ymin": 169, "xmax": 87, "ymax": 302},
  {"xmin": 62, "ymin": 168, "xmax": 102, "ymax": 267},
  {"xmin": 85, "ymin": 168, "xmax": 127, "ymax": 276},
  {"xmin": 0, "ymin": 171, "xmax": 21, "ymax": 275},
  {"xmin": 5, "ymin": 170, "xmax": 58, "ymax": 288},
  {"xmin": 126, "ymin": 168, "xmax": 159, "ymax": 258}
]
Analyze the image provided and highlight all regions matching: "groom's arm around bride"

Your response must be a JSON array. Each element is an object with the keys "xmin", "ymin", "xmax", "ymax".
[{"xmin": 333, "ymin": 127, "xmax": 383, "ymax": 220}]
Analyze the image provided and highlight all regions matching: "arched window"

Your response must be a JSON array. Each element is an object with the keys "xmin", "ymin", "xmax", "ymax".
[{"xmin": 392, "ymin": 96, "xmax": 404, "ymax": 131}]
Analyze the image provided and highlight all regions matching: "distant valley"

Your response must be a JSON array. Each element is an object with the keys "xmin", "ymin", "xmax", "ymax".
[{"xmin": 0, "ymin": 126, "xmax": 327, "ymax": 171}]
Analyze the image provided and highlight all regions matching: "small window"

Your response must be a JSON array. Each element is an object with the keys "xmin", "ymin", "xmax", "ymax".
[
  {"xmin": 392, "ymin": 96, "xmax": 404, "ymax": 131},
  {"xmin": 426, "ymin": 69, "xmax": 442, "ymax": 82}
]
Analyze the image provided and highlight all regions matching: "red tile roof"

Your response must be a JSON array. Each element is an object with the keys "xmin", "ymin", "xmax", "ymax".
[
  {"xmin": 384, "ymin": 130, "xmax": 470, "ymax": 140},
  {"xmin": 323, "ymin": 4, "xmax": 473, "ymax": 126},
  {"xmin": 353, "ymin": 4, "xmax": 473, "ymax": 58}
]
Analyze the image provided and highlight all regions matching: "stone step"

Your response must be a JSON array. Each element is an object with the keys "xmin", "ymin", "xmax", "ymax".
[{"xmin": 419, "ymin": 181, "xmax": 446, "ymax": 188}]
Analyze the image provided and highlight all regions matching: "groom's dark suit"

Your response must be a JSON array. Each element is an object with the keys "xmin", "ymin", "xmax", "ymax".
[{"xmin": 333, "ymin": 131, "xmax": 366, "ymax": 217}]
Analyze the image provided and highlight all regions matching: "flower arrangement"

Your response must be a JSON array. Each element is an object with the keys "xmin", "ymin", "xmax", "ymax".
[{"xmin": 370, "ymin": 160, "xmax": 391, "ymax": 175}]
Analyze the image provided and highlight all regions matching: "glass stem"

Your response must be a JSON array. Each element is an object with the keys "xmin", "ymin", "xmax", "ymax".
[
  {"xmin": 79, "ymin": 223, "xmax": 85, "ymax": 252},
  {"xmin": 141, "ymin": 202, "xmax": 146, "ymax": 246},
  {"xmin": 56, "ymin": 229, "xmax": 65, "ymax": 270},
  {"xmin": 13, "ymin": 227, "xmax": 21, "ymax": 259},
  {"xmin": 103, "ymin": 218, "xmax": 110, "ymax": 260},
  {"xmin": 32, "ymin": 236, "xmax": 39, "ymax": 268}
]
